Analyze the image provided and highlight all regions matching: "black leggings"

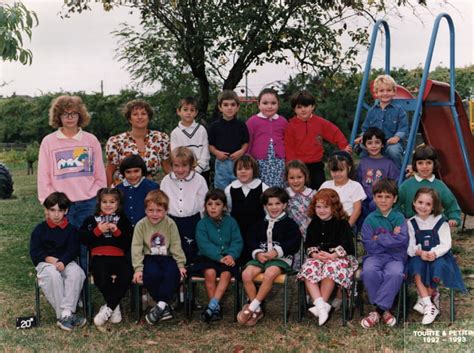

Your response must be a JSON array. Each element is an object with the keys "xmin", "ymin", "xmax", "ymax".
[{"xmin": 91, "ymin": 256, "xmax": 133, "ymax": 309}]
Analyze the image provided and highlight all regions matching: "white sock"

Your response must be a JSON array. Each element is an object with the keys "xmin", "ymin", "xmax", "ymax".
[
  {"xmin": 313, "ymin": 297, "xmax": 324, "ymax": 307},
  {"xmin": 421, "ymin": 296, "xmax": 432, "ymax": 306},
  {"xmin": 61, "ymin": 309, "xmax": 72, "ymax": 318},
  {"xmin": 157, "ymin": 301, "xmax": 167, "ymax": 310},
  {"xmin": 249, "ymin": 299, "xmax": 261, "ymax": 312}
]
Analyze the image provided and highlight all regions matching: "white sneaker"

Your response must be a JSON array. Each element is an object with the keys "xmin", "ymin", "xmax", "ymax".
[
  {"xmin": 318, "ymin": 302, "xmax": 331, "ymax": 326},
  {"xmin": 109, "ymin": 305, "xmax": 122, "ymax": 324},
  {"xmin": 422, "ymin": 304, "xmax": 439, "ymax": 325},
  {"xmin": 413, "ymin": 297, "xmax": 425, "ymax": 315},
  {"xmin": 94, "ymin": 305, "xmax": 112, "ymax": 327},
  {"xmin": 331, "ymin": 298, "xmax": 342, "ymax": 311},
  {"xmin": 308, "ymin": 305, "xmax": 319, "ymax": 318}
]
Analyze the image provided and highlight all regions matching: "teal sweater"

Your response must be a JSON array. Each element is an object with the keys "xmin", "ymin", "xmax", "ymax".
[
  {"xmin": 397, "ymin": 176, "xmax": 461, "ymax": 226},
  {"xmin": 195, "ymin": 215, "xmax": 243, "ymax": 262}
]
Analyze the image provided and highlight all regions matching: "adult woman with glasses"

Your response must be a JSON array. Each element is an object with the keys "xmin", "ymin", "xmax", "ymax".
[
  {"xmin": 105, "ymin": 99, "xmax": 171, "ymax": 186},
  {"xmin": 37, "ymin": 95, "xmax": 106, "ymax": 234}
]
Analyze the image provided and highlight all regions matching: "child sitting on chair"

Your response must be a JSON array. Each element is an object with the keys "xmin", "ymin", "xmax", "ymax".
[
  {"xmin": 193, "ymin": 189, "xmax": 243, "ymax": 322},
  {"xmin": 360, "ymin": 178, "xmax": 408, "ymax": 328},
  {"xmin": 30, "ymin": 192, "xmax": 86, "ymax": 332},
  {"xmin": 237, "ymin": 187, "xmax": 301, "ymax": 326}
]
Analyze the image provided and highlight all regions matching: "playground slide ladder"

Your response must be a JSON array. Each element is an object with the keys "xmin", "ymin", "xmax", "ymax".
[{"xmin": 351, "ymin": 14, "xmax": 474, "ymax": 195}]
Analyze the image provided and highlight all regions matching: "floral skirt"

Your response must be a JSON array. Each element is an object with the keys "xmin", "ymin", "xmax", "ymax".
[{"xmin": 297, "ymin": 255, "xmax": 358, "ymax": 289}]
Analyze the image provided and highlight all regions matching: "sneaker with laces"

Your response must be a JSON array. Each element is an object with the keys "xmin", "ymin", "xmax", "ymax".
[
  {"xmin": 57, "ymin": 316, "xmax": 75, "ymax": 332},
  {"xmin": 382, "ymin": 311, "xmax": 397, "ymax": 327},
  {"xmin": 94, "ymin": 305, "xmax": 112, "ymax": 327},
  {"xmin": 422, "ymin": 304, "xmax": 439, "ymax": 325},
  {"xmin": 431, "ymin": 291, "xmax": 440, "ymax": 309},
  {"xmin": 160, "ymin": 304, "xmax": 173, "ymax": 321},
  {"xmin": 413, "ymin": 297, "xmax": 425, "ymax": 315},
  {"xmin": 308, "ymin": 305, "xmax": 319, "ymax": 318},
  {"xmin": 109, "ymin": 305, "xmax": 122, "ymax": 324},
  {"xmin": 70, "ymin": 313, "xmax": 87, "ymax": 328},
  {"xmin": 146, "ymin": 304, "xmax": 163, "ymax": 325},
  {"xmin": 360, "ymin": 311, "xmax": 380, "ymax": 329},
  {"xmin": 331, "ymin": 298, "xmax": 342, "ymax": 311}
]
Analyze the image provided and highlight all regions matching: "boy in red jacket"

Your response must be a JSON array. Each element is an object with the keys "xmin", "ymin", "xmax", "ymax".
[{"xmin": 284, "ymin": 90, "xmax": 351, "ymax": 189}]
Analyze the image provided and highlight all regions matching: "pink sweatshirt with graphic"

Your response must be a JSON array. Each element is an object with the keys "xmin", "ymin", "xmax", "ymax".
[{"xmin": 37, "ymin": 130, "xmax": 106, "ymax": 203}]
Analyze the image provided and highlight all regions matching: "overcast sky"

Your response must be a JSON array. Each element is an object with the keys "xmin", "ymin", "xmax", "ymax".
[{"xmin": 1, "ymin": 0, "xmax": 472, "ymax": 97}]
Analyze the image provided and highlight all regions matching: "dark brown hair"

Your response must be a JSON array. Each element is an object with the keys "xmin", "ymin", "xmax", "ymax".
[
  {"xmin": 290, "ymin": 90, "xmax": 316, "ymax": 109},
  {"xmin": 261, "ymin": 186, "xmax": 289, "ymax": 205},
  {"xmin": 122, "ymin": 99, "xmax": 153, "ymax": 123},
  {"xmin": 177, "ymin": 96, "xmax": 198, "ymax": 110},
  {"xmin": 95, "ymin": 188, "xmax": 123, "ymax": 214},
  {"xmin": 412, "ymin": 187, "xmax": 443, "ymax": 216},
  {"xmin": 285, "ymin": 160, "xmax": 310, "ymax": 186},
  {"xmin": 234, "ymin": 155, "xmax": 259, "ymax": 178},
  {"xmin": 372, "ymin": 178, "xmax": 398, "ymax": 197},
  {"xmin": 257, "ymin": 88, "xmax": 279, "ymax": 104},
  {"xmin": 217, "ymin": 90, "xmax": 240, "ymax": 107},
  {"xmin": 412, "ymin": 145, "xmax": 439, "ymax": 175},
  {"xmin": 43, "ymin": 192, "xmax": 71, "ymax": 210}
]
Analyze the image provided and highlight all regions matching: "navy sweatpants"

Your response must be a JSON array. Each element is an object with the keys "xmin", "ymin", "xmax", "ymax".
[{"xmin": 143, "ymin": 255, "xmax": 180, "ymax": 303}]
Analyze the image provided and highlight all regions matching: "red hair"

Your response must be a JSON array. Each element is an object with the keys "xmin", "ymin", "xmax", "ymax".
[{"xmin": 308, "ymin": 188, "xmax": 348, "ymax": 220}]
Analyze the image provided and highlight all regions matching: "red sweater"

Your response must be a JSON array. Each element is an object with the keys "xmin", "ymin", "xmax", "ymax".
[{"xmin": 284, "ymin": 114, "xmax": 348, "ymax": 163}]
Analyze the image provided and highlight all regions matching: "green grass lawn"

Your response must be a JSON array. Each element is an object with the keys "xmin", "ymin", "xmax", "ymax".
[{"xmin": 0, "ymin": 160, "xmax": 472, "ymax": 352}]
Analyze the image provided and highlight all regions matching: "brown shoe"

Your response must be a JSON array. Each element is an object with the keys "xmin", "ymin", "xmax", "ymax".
[
  {"xmin": 245, "ymin": 309, "xmax": 264, "ymax": 326},
  {"xmin": 237, "ymin": 304, "xmax": 253, "ymax": 325}
]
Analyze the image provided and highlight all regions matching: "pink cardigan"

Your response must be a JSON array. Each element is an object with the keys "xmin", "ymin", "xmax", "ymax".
[{"xmin": 246, "ymin": 114, "xmax": 287, "ymax": 160}]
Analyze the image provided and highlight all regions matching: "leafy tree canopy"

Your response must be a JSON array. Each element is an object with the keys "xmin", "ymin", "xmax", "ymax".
[
  {"xmin": 0, "ymin": 2, "xmax": 38, "ymax": 65},
  {"xmin": 61, "ymin": 0, "xmax": 426, "ymax": 118}
]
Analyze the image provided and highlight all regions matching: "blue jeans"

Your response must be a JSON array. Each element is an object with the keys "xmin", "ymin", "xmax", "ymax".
[
  {"xmin": 213, "ymin": 159, "xmax": 236, "ymax": 190},
  {"xmin": 67, "ymin": 197, "xmax": 96, "ymax": 271}
]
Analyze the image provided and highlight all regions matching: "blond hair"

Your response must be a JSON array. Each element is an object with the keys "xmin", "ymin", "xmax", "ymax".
[
  {"xmin": 373, "ymin": 74, "xmax": 396, "ymax": 92},
  {"xmin": 170, "ymin": 146, "xmax": 196, "ymax": 168}
]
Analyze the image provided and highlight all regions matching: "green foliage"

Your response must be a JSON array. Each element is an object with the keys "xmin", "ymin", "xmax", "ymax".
[
  {"xmin": 25, "ymin": 141, "xmax": 39, "ymax": 163},
  {"xmin": 0, "ymin": 2, "xmax": 38, "ymax": 65},
  {"xmin": 62, "ymin": 0, "xmax": 427, "ymax": 119}
]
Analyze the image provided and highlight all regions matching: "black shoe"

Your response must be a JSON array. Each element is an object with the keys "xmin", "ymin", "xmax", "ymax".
[
  {"xmin": 200, "ymin": 307, "xmax": 213, "ymax": 323},
  {"xmin": 146, "ymin": 305, "xmax": 163, "ymax": 325},
  {"xmin": 160, "ymin": 304, "xmax": 173, "ymax": 321},
  {"xmin": 210, "ymin": 307, "xmax": 223, "ymax": 322}
]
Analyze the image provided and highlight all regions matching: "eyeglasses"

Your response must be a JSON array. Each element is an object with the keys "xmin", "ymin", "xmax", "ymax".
[{"xmin": 61, "ymin": 112, "xmax": 79, "ymax": 119}]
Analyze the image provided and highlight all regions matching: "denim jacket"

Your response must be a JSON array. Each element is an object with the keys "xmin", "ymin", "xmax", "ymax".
[{"xmin": 362, "ymin": 102, "xmax": 408, "ymax": 140}]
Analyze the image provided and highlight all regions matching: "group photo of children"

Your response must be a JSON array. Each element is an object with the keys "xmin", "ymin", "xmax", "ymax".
[{"xmin": 30, "ymin": 73, "xmax": 468, "ymax": 335}]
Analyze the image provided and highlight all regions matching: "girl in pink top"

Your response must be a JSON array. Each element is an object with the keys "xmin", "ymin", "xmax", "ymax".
[
  {"xmin": 38, "ymin": 95, "xmax": 106, "ymax": 241},
  {"xmin": 246, "ymin": 88, "xmax": 288, "ymax": 188}
]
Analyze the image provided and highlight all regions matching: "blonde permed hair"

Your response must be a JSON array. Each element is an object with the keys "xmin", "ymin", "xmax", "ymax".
[
  {"xmin": 48, "ymin": 95, "xmax": 91, "ymax": 128},
  {"xmin": 373, "ymin": 74, "xmax": 396, "ymax": 92}
]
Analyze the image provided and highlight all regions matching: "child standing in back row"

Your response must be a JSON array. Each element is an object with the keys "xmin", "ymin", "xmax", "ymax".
[
  {"xmin": 80, "ymin": 188, "xmax": 133, "ymax": 328},
  {"xmin": 247, "ymin": 88, "xmax": 288, "ymax": 188},
  {"xmin": 209, "ymin": 90, "xmax": 250, "ymax": 189},
  {"xmin": 285, "ymin": 90, "xmax": 351, "ymax": 190},
  {"xmin": 170, "ymin": 97, "xmax": 211, "ymax": 183},
  {"xmin": 354, "ymin": 75, "xmax": 408, "ymax": 168}
]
